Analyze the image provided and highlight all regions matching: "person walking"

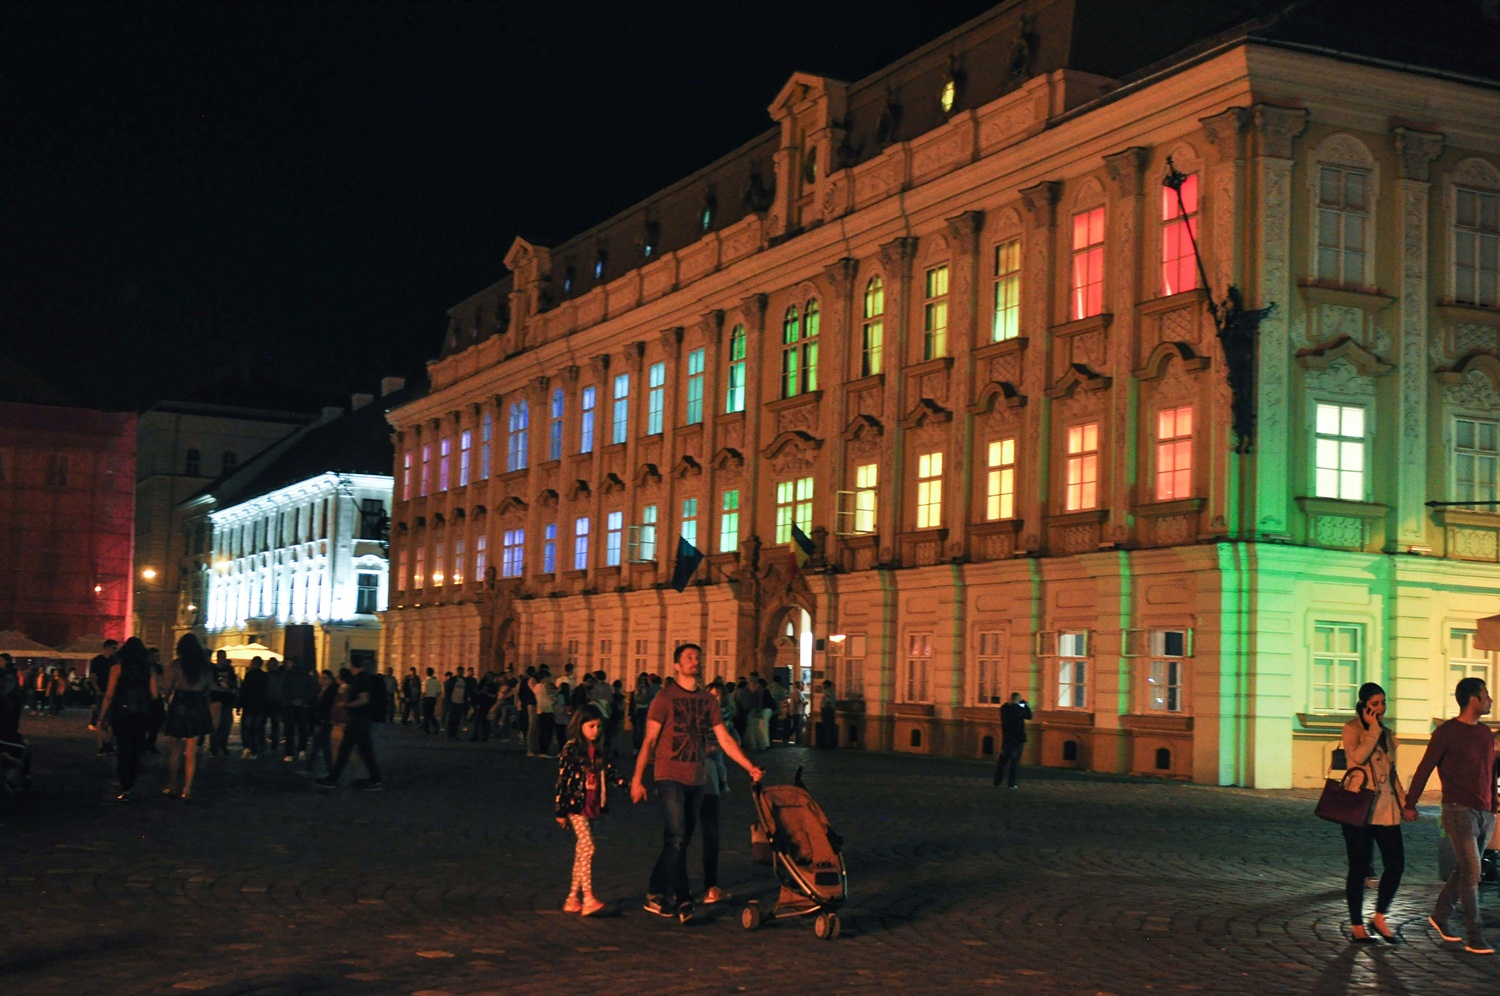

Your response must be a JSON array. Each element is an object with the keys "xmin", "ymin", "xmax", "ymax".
[
  {"xmin": 401, "ymin": 668, "xmax": 421, "ymax": 726},
  {"xmin": 160, "ymin": 633, "xmax": 215, "ymax": 800},
  {"xmin": 98, "ymin": 637, "xmax": 158, "ymax": 802},
  {"xmin": 630, "ymin": 643, "xmax": 763, "ymax": 921},
  {"xmin": 207, "ymin": 650, "xmax": 238, "ymax": 757},
  {"xmin": 306, "ymin": 669, "xmax": 338, "ymax": 775},
  {"xmin": 1402, "ymin": 677, "xmax": 1499, "ymax": 954},
  {"xmin": 238, "ymin": 657, "xmax": 269, "ymax": 757},
  {"xmin": 421, "ymin": 667, "xmax": 440, "ymax": 736},
  {"xmin": 445, "ymin": 669, "xmax": 469, "ymax": 740},
  {"xmin": 264, "ymin": 660, "xmax": 285, "ymax": 757},
  {"xmin": 281, "ymin": 658, "xmax": 318, "ymax": 762},
  {"xmin": 554, "ymin": 704, "xmax": 623, "ymax": 917},
  {"xmin": 1338, "ymin": 682, "xmax": 1406, "ymax": 943},
  {"xmin": 993, "ymin": 692, "xmax": 1034, "ymax": 788},
  {"xmin": 317, "ymin": 657, "xmax": 384, "ymax": 791}
]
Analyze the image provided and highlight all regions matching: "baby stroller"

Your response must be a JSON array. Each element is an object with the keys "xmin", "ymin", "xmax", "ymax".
[{"xmin": 740, "ymin": 767, "xmax": 848, "ymax": 939}]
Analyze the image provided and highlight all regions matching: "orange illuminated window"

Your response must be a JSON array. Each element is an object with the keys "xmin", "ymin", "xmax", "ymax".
[
  {"xmin": 1065, "ymin": 422, "xmax": 1099, "ymax": 511},
  {"xmin": 1155, "ymin": 406, "xmax": 1193, "ymax": 501},
  {"xmin": 1161, "ymin": 174, "xmax": 1198, "ymax": 296},
  {"xmin": 1070, "ymin": 207, "xmax": 1105, "ymax": 320}
]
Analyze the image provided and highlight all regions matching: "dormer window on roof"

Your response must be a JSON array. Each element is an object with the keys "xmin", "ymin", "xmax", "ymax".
[
  {"xmin": 562, "ymin": 266, "xmax": 575, "ymax": 295},
  {"xmin": 594, "ymin": 250, "xmax": 607, "ymax": 280},
  {"xmin": 802, "ymin": 145, "xmax": 817, "ymax": 185},
  {"xmin": 641, "ymin": 220, "xmax": 659, "ymax": 260},
  {"xmin": 940, "ymin": 77, "xmax": 956, "ymax": 114},
  {"xmin": 700, "ymin": 191, "xmax": 716, "ymax": 232}
]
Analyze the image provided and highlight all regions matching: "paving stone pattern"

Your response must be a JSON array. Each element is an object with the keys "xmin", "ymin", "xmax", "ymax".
[{"xmin": 2, "ymin": 714, "xmax": 1498, "ymax": 995}]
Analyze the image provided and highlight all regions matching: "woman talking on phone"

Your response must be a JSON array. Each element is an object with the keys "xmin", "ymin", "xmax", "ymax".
[{"xmin": 1340, "ymin": 682, "xmax": 1406, "ymax": 942}]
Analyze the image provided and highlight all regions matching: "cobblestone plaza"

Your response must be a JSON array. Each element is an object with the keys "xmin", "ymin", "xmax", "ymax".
[{"xmin": 2, "ymin": 717, "xmax": 1498, "ymax": 995}]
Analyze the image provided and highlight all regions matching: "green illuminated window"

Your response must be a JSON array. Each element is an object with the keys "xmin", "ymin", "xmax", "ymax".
[
  {"xmin": 854, "ymin": 463, "xmax": 877, "ymax": 533},
  {"xmin": 719, "ymin": 489, "xmax": 740, "ymax": 553},
  {"xmin": 862, "ymin": 277, "xmax": 884, "ymax": 376},
  {"xmin": 992, "ymin": 240, "xmax": 1020, "ymax": 341},
  {"xmin": 781, "ymin": 301, "xmax": 820, "ymax": 397},
  {"xmin": 775, "ymin": 477, "xmax": 813, "ymax": 544},
  {"xmin": 1454, "ymin": 416, "xmax": 1499, "ymax": 509},
  {"xmin": 685, "ymin": 348, "xmax": 705, "ymax": 424},
  {"xmin": 1314, "ymin": 403, "xmax": 1365, "ymax": 500},
  {"xmin": 1311, "ymin": 622, "xmax": 1361, "ymax": 713},
  {"xmin": 725, "ymin": 324, "xmax": 746, "ymax": 413}
]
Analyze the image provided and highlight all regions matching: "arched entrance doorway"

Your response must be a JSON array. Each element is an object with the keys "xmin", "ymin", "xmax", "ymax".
[{"xmin": 763, "ymin": 604, "xmax": 814, "ymax": 691}]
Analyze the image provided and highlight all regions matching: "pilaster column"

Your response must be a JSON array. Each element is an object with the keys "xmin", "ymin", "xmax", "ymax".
[
  {"xmin": 823, "ymin": 259, "xmax": 859, "ymax": 548},
  {"xmin": 945, "ymin": 212, "xmax": 984, "ymax": 559},
  {"xmin": 877, "ymin": 237, "xmax": 918, "ymax": 561},
  {"xmin": 1018, "ymin": 181, "xmax": 1060, "ymax": 546},
  {"xmin": 1103, "ymin": 147, "xmax": 1149, "ymax": 545},
  {"xmin": 1249, "ymin": 103, "xmax": 1308, "ymax": 537},
  {"xmin": 738, "ymin": 294, "xmax": 769, "ymax": 547},
  {"xmin": 1393, "ymin": 127, "xmax": 1445, "ymax": 547}
]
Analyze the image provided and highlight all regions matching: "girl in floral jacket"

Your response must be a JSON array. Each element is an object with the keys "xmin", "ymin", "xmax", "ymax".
[{"xmin": 554, "ymin": 704, "xmax": 622, "ymax": 915}]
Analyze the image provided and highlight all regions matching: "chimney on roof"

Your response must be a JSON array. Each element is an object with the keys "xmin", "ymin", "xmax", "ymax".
[
  {"xmin": 321, "ymin": 406, "xmax": 344, "ymax": 422},
  {"xmin": 381, "ymin": 376, "xmax": 406, "ymax": 397},
  {"xmin": 351, "ymin": 393, "xmax": 374, "ymax": 411}
]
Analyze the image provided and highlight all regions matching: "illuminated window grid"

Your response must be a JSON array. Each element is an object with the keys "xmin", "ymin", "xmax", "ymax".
[
  {"xmin": 685, "ymin": 348, "xmax": 705, "ymax": 425},
  {"xmin": 992, "ymin": 240, "xmax": 1020, "ymax": 341},
  {"xmin": 719, "ymin": 489, "xmax": 740, "ymax": 553},
  {"xmin": 1317, "ymin": 166, "xmax": 1369, "ymax": 286},
  {"xmin": 1155, "ymin": 406, "xmax": 1194, "ymax": 501},
  {"xmin": 479, "ymin": 412, "xmax": 492, "ymax": 479},
  {"xmin": 1147, "ymin": 630, "xmax": 1187, "ymax": 713},
  {"xmin": 774, "ymin": 477, "xmax": 814, "ymax": 544},
  {"xmin": 395, "ymin": 550, "xmax": 407, "ymax": 592},
  {"xmin": 725, "ymin": 324, "xmax": 746, "ymax": 413},
  {"xmin": 475, "ymin": 535, "xmax": 486, "ymax": 578},
  {"xmin": 903, "ymin": 632, "xmax": 932, "ymax": 703},
  {"xmin": 1455, "ymin": 417, "xmax": 1499, "ymax": 509},
  {"xmin": 1455, "ymin": 187, "xmax": 1499, "ymax": 307},
  {"xmin": 548, "ymin": 387, "xmax": 564, "ymax": 461},
  {"xmin": 452, "ymin": 538, "xmax": 465, "ymax": 585},
  {"xmin": 781, "ymin": 302, "xmax": 820, "ymax": 397},
  {"xmin": 459, "ymin": 430, "xmax": 472, "ymax": 487},
  {"xmin": 976, "ymin": 631, "xmax": 1004, "ymax": 705},
  {"xmin": 438, "ymin": 437, "xmax": 451, "ymax": 491},
  {"xmin": 1064, "ymin": 423, "xmax": 1099, "ymax": 511},
  {"xmin": 680, "ymin": 497, "xmax": 697, "ymax": 551},
  {"xmin": 506, "ymin": 400, "xmax": 529, "ymax": 472},
  {"xmin": 542, "ymin": 522, "xmax": 557, "ymax": 574},
  {"xmin": 431, "ymin": 543, "xmax": 445, "ymax": 586},
  {"xmin": 606, "ymin": 511, "xmax": 623, "ymax": 567},
  {"xmin": 862, "ymin": 277, "xmax": 884, "ymax": 376},
  {"xmin": 401, "ymin": 451, "xmax": 412, "ymax": 501},
  {"xmin": 579, "ymin": 386, "xmax": 596, "ymax": 453},
  {"xmin": 916, "ymin": 452, "xmax": 943, "ymax": 528},
  {"xmin": 1447, "ymin": 628, "xmax": 1495, "ymax": 717},
  {"xmin": 1160, "ymin": 173, "xmax": 1199, "ymax": 296},
  {"xmin": 647, "ymin": 361, "xmax": 666, "ymax": 435},
  {"xmin": 420, "ymin": 444, "xmax": 430, "ymax": 497},
  {"xmin": 611, "ymin": 374, "xmax": 630, "ymax": 445},
  {"xmin": 1311, "ymin": 622, "xmax": 1361, "ymax": 713},
  {"xmin": 986, "ymin": 439, "xmax": 1015, "ymax": 520},
  {"xmin": 414, "ymin": 546, "xmax": 425, "ymax": 589},
  {"xmin": 501, "ymin": 529, "xmax": 524, "ymax": 578},
  {"xmin": 923, "ymin": 265, "xmax": 949, "ymax": 359},
  {"xmin": 1314, "ymin": 403, "xmax": 1365, "ymax": 501},
  {"xmin": 1057, "ymin": 630, "xmax": 1088, "ymax": 708},
  {"xmin": 854, "ymin": 463, "xmax": 877, "ymax": 533},
  {"xmin": 1070, "ymin": 207, "xmax": 1105, "ymax": 320},
  {"xmin": 573, "ymin": 517, "xmax": 589, "ymax": 571},
  {"xmin": 640, "ymin": 505, "xmax": 658, "ymax": 561}
]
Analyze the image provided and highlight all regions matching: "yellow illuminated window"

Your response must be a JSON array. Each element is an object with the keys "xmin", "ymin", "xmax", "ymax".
[
  {"xmin": 1065, "ymin": 423, "xmax": 1099, "ymax": 511},
  {"xmin": 916, "ymin": 452, "xmax": 943, "ymax": 528}
]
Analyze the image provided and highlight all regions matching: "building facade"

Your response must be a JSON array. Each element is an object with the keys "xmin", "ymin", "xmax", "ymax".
[
  {"xmin": 179, "ymin": 386, "xmax": 406, "ymax": 670},
  {"xmin": 384, "ymin": 0, "xmax": 1500, "ymax": 787},
  {"xmin": 134, "ymin": 401, "xmax": 312, "ymax": 651}
]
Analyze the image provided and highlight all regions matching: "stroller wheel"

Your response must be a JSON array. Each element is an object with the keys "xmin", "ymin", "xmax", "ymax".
[
  {"xmin": 741, "ymin": 902, "xmax": 762, "ymax": 931},
  {"xmin": 814, "ymin": 911, "xmax": 840, "ymax": 940}
]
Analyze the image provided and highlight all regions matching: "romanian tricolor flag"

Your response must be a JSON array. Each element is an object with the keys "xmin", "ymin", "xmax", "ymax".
[{"xmin": 788, "ymin": 523, "xmax": 815, "ymax": 582}]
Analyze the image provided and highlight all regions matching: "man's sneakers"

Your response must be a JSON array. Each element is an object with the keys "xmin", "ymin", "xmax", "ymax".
[
  {"xmin": 1429, "ymin": 915, "xmax": 1462, "ymax": 943},
  {"xmin": 701, "ymin": 887, "xmax": 731, "ymax": 905},
  {"xmin": 676, "ymin": 901, "xmax": 695, "ymax": 923},
  {"xmin": 643, "ymin": 895, "xmax": 692, "ymax": 921},
  {"xmin": 1465, "ymin": 937, "xmax": 1496, "ymax": 955}
]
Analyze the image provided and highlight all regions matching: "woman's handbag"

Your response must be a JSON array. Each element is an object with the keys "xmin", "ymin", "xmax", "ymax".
[{"xmin": 1315, "ymin": 766, "xmax": 1376, "ymax": 826}]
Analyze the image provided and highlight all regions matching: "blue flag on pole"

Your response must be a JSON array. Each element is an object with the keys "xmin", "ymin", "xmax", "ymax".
[{"xmin": 670, "ymin": 535, "xmax": 705, "ymax": 592}]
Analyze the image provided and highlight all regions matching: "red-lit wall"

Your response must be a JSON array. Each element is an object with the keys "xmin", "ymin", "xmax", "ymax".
[{"xmin": 0, "ymin": 401, "xmax": 136, "ymax": 645}]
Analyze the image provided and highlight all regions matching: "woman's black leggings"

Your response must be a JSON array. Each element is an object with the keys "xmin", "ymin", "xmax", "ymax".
[{"xmin": 1341, "ymin": 822, "xmax": 1405, "ymax": 922}]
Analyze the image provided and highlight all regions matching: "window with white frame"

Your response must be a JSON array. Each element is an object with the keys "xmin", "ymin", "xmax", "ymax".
[
  {"xmin": 1155, "ymin": 406, "xmax": 1193, "ymax": 501},
  {"xmin": 862, "ymin": 277, "xmax": 884, "ymax": 376},
  {"xmin": 647, "ymin": 362, "xmax": 666, "ymax": 435},
  {"xmin": 986, "ymin": 439, "xmax": 1016, "ymax": 520},
  {"xmin": 1064, "ymin": 423, "xmax": 1099, "ymax": 511},
  {"xmin": 775, "ymin": 477, "xmax": 814, "ymax": 544},
  {"xmin": 506, "ymin": 400, "xmax": 529, "ymax": 472},
  {"xmin": 680, "ymin": 497, "xmax": 697, "ymax": 551},
  {"xmin": 976, "ymin": 630, "xmax": 1005, "ymax": 705},
  {"xmin": 452, "ymin": 538, "xmax": 465, "ymax": 585},
  {"xmin": 439, "ymin": 437, "xmax": 451, "ymax": 491},
  {"xmin": 838, "ymin": 633, "xmax": 865, "ymax": 697},
  {"xmin": 1071, "ymin": 207, "xmax": 1105, "ymax": 320},
  {"xmin": 479, "ymin": 412, "xmax": 492, "ymax": 479},
  {"xmin": 420, "ymin": 444, "xmax": 431, "ymax": 497},
  {"xmin": 719, "ymin": 489, "xmax": 740, "ymax": 553},
  {"xmin": 902, "ymin": 632, "xmax": 932, "ymax": 703},
  {"xmin": 711, "ymin": 638, "xmax": 731, "ymax": 683},
  {"xmin": 1057, "ymin": 630, "xmax": 1088, "ymax": 708},
  {"xmin": 395, "ymin": 550, "xmax": 407, "ymax": 592},
  {"xmin": 1317, "ymin": 165, "xmax": 1369, "ymax": 286},
  {"xmin": 548, "ymin": 387, "xmax": 564, "ymax": 461},
  {"xmin": 633, "ymin": 639, "xmax": 649, "ymax": 682},
  {"xmin": 414, "ymin": 546, "xmax": 425, "ymax": 589},
  {"xmin": 1145, "ymin": 630, "xmax": 1187, "ymax": 712},
  {"xmin": 1314, "ymin": 403, "xmax": 1365, "ymax": 501},
  {"xmin": 1447, "ymin": 628, "xmax": 1495, "ymax": 718},
  {"xmin": 916, "ymin": 451, "xmax": 943, "ymax": 528},
  {"xmin": 1311, "ymin": 622, "xmax": 1361, "ymax": 713},
  {"xmin": 781, "ymin": 301, "xmax": 820, "ymax": 397},
  {"xmin": 725, "ymin": 324, "xmax": 746, "ymax": 413},
  {"xmin": 598, "ymin": 638, "xmax": 612, "ymax": 676},
  {"xmin": 1161, "ymin": 173, "xmax": 1199, "ymax": 296},
  {"xmin": 993, "ymin": 240, "xmax": 1020, "ymax": 341},
  {"xmin": 501, "ymin": 529, "xmax": 524, "ymax": 578},
  {"xmin": 432, "ymin": 542, "xmax": 445, "ymax": 586},
  {"xmin": 542, "ymin": 522, "xmax": 557, "ymax": 574},
  {"xmin": 573, "ymin": 517, "xmax": 589, "ymax": 571},
  {"xmin": 475, "ymin": 534, "xmax": 487, "ymax": 579},
  {"xmin": 685, "ymin": 348, "xmax": 705, "ymax": 424},
  {"xmin": 459, "ymin": 430, "xmax": 472, "ymax": 487},
  {"xmin": 854, "ymin": 462, "xmax": 877, "ymax": 533},
  {"xmin": 1454, "ymin": 186, "xmax": 1499, "ymax": 308},
  {"xmin": 401, "ymin": 451, "xmax": 412, "ymax": 500},
  {"xmin": 638, "ymin": 505, "xmax": 657, "ymax": 561},
  {"xmin": 1454, "ymin": 416, "xmax": 1499, "ymax": 510},
  {"xmin": 606, "ymin": 511, "xmax": 623, "ymax": 567},
  {"xmin": 923, "ymin": 265, "xmax": 949, "ymax": 359},
  {"xmin": 611, "ymin": 374, "xmax": 630, "ymax": 445},
  {"xmin": 579, "ymin": 386, "xmax": 596, "ymax": 453}
]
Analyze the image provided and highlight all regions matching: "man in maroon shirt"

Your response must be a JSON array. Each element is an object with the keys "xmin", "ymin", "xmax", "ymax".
[
  {"xmin": 1402, "ymin": 677, "xmax": 1499, "ymax": 954},
  {"xmin": 630, "ymin": 643, "xmax": 763, "ymax": 921}
]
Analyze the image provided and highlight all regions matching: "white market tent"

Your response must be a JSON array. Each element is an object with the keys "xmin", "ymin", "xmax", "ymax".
[
  {"xmin": 55, "ymin": 634, "xmax": 111, "ymax": 659},
  {"xmin": 213, "ymin": 642, "xmax": 279, "ymax": 662},
  {"xmin": 0, "ymin": 630, "xmax": 62, "ymax": 659}
]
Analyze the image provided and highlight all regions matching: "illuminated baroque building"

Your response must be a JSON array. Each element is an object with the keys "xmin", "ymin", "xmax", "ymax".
[
  {"xmin": 385, "ymin": 0, "xmax": 1500, "ymax": 787},
  {"xmin": 180, "ymin": 382, "xmax": 408, "ymax": 669}
]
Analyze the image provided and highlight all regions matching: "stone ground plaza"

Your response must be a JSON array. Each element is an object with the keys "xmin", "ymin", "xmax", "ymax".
[{"xmin": 2, "ymin": 717, "xmax": 1498, "ymax": 995}]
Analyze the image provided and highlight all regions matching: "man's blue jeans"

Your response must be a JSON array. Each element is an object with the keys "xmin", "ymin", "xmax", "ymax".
[
  {"xmin": 649, "ymin": 779, "xmax": 703, "ymax": 907},
  {"xmin": 1436, "ymin": 803, "xmax": 1497, "ymax": 943}
]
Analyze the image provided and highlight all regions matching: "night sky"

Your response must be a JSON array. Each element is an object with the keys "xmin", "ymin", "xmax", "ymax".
[{"xmin": 1, "ymin": 1, "xmax": 998, "ymax": 412}]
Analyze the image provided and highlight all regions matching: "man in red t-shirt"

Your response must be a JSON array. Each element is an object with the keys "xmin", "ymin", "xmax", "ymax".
[
  {"xmin": 1402, "ymin": 678, "xmax": 1500, "ymax": 954},
  {"xmin": 631, "ymin": 643, "xmax": 763, "ymax": 920}
]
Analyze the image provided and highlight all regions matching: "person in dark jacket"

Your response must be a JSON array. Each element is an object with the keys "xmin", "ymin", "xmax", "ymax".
[
  {"xmin": 238, "ymin": 657, "xmax": 269, "ymax": 757},
  {"xmin": 993, "ymin": 692, "xmax": 1034, "ymax": 789},
  {"xmin": 99, "ymin": 637, "xmax": 159, "ymax": 801},
  {"xmin": 264, "ymin": 660, "xmax": 286, "ymax": 757},
  {"xmin": 207, "ymin": 650, "xmax": 239, "ymax": 756},
  {"xmin": 281, "ymin": 658, "xmax": 319, "ymax": 762}
]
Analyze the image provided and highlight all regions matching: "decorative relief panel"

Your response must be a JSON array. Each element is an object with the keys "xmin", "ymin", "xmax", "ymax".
[
  {"xmin": 1314, "ymin": 515, "xmax": 1364, "ymax": 549},
  {"xmin": 777, "ymin": 401, "xmax": 819, "ymax": 434},
  {"xmin": 912, "ymin": 131, "xmax": 966, "ymax": 182},
  {"xmin": 1052, "ymin": 522, "xmax": 1098, "ymax": 555},
  {"xmin": 1151, "ymin": 513, "xmax": 1196, "ymax": 547},
  {"xmin": 1159, "ymin": 306, "xmax": 1199, "ymax": 350},
  {"xmin": 854, "ymin": 159, "xmax": 897, "ymax": 207},
  {"xmin": 1443, "ymin": 369, "xmax": 1500, "ymax": 411},
  {"xmin": 973, "ymin": 528, "xmax": 1017, "ymax": 561},
  {"xmin": 769, "ymin": 444, "xmax": 817, "ymax": 477},
  {"xmin": 720, "ymin": 420, "xmax": 744, "ymax": 450},
  {"xmin": 1450, "ymin": 527, "xmax": 1499, "ymax": 562},
  {"xmin": 978, "ymin": 100, "xmax": 1037, "ymax": 153},
  {"xmin": 1304, "ymin": 357, "xmax": 1376, "ymax": 400},
  {"xmin": 989, "ymin": 352, "xmax": 1021, "ymax": 385},
  {"xmin": 1457, "ymin": 323, "xmax": 1499, "ymax": 358}
]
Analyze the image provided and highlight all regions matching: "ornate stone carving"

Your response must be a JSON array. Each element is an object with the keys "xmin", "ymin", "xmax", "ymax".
[
  {"xmin": 658, "ymin": 326, "xmax": 683, "ymax": 359},
  {"xmin": 877, "ymin": 237, "xmax": 918, "ymax": 279},
  {"xmin": 1200, "ymin": 107, "xmax": 1249, "ymax": 163},
  {"xmin": 777, "ymin": 400, "xmax": 819, "ymax": 434},
  {"xmin": 1314, "ymin": 515, "xmax": 1364, "ymax": 549},
  {"xmin": 1443, "ymin": 369, "xmax": 1500, "ymax": 411},
  {"xmin": 1452, "ymin": 527, "xmax": 1500, "ymax": 561},
  {"xmin": 944, "ymin": 210, "xmax": 985, "ymax": 253},
  {"xmin": 823, "ymin": 257, "xmax": 858, "ymax": 295},
  {"xmin": 769, "ymin": 444, "xmax": 817, "ymax": 476},
  {"xmin": 699, "ymin": 309, "xmax": 725, "ymax": 345},
  {"xmin": 1457, "ymin": 324, "xmax": 1500, "ymax": 357},
  {"xmin": 1305, "ymin": 357, "xmax": 1377, "ymax": 398},
  {"xmin": 1103, "ymin": 147, "xmax": 1150, "ymax": 198},
  {"xmin": 1393, "ymin": 127, "xmax": 1444, "ymax": 182},
  {"xmin": 1019, "ymin": 181, "xmax": 1061, "ymax": 228},
  {"xmin": 1252, "ymin": 104, "xmax": 1308, "ymax": 160},
  {"xmin": 1450, "ymin": 156, "xmax": 1500, "ymax": 191}
]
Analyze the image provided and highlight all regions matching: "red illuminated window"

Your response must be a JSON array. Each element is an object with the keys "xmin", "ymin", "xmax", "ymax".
[
  {"xmin": 1155, "ymin": 406, "xmax": 1193, "ymax": 501},
  {"xmin": 1070, "ymin": 207, "xmax": 1105, "ymax": 320},
  {"xmin": 1161, "ymin": 173, "xmax": 1198, "ymax": 296}
]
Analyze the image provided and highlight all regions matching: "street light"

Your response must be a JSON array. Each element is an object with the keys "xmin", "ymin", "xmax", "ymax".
[{"xmin": 141, "ymin": 567, "xmax": 158, "ymax": 581}]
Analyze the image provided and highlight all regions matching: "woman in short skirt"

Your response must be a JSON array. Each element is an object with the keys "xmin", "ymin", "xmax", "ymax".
[{"xmin": 161, "ymin": 633, "xmax": 216, "ymax": 800}]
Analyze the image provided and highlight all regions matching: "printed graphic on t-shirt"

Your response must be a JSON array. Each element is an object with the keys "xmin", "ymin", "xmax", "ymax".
[{"xmin": 669, "ymin": 696, "xmax": 712, "ymax": 765}]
